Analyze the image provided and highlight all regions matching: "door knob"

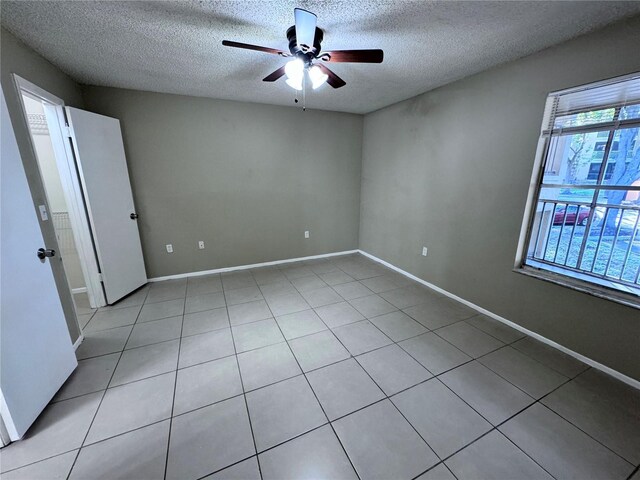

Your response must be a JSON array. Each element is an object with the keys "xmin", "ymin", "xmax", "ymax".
[
  {"xmin": 37, "ymin": 248, "xmax": 56, "ymax": 260},
  {"xmin": 130, "ymin": 213, "xmax": 139, "ymax": 220}
]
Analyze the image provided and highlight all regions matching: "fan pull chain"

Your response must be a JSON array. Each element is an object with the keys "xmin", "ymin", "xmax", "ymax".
[{"xmin": 302, "ymin": 73, "xmax": 306, "ymax": 111}]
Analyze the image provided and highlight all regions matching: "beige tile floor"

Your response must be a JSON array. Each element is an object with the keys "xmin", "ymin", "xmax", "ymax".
[{"xmin": 1, "ymin": 253, "xmax": 639, "ymax": 480}]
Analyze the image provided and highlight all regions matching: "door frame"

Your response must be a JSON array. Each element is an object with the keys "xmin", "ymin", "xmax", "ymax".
[{"xmin": 13, "ymin": 75, "xmax": 107, "ymax": 308}]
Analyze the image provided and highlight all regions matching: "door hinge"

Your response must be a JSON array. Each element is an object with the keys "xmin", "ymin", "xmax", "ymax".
[
  {"xmin": 97, "ymin": 273, "xmax": 103, "ymax": 283},
  {"xmin": 62, "ymin": 125, "xmax": 72, "ymax": 138}
]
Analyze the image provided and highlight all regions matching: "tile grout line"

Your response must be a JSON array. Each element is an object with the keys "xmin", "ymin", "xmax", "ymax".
[
  {"xmin": 529, "ymin": 401, "xmax": 636, "ymax": 468},
  {"xmin": 321, "ymin": 260, "xmax": 499, "ymax": 475},
  {"xmin": 508, "ymin": 337, "xmax": 592, "ymax": 379},
  {"xmin": 294, "ymin": 283, "xmax": 403, "ymax": 478},
  {"xmin": 65, "ymin": 284, "xmax": 152, "ymax": 480},
  {"xmin": 443, "ymin": 344, "xmax": 637, "ymax": 467},
  {"xmin": 161, "ymin": 286, "xmax": 188, "ymax": 480},
  {"xmin": 220, "ymin": 275, "xmax": 265, "ymax": 480},
  {"xmin": 97, "ymin": 277, "xmax": 615, "ymax": 464},
  {"xmin": 215, "ymin": 265, "xmax": 549, "ymax": 404},
  {"xmin": 258, "ymin": 270, "xmax": 363, "ymax": 480},
  {"xmin": 289, "ymin": 268, "xmax": 349, "ymax": 310},
  {"xmin": 278, "ymin": 260, "xmax": 591, "ymax": 477},
  {"xmin": 360, "ymin": 250, "xmax": 640, "ymax": 391},
  {"xmin": 429, "ymin": 348, "xmax": 633, "ymax": 474},
  {"xmin": 193, "ymin": 454, "xmax": 260, "ymax": 480},
  {"xmin": 8, "ymin": 417, "xmax": 172, "ymax": 476},
  {"xmin": 396, "ymin": 342, "xmax": 602, "ymax": 475},
  {"xmin": 61, "ymin": 326, "xmax": 429, "ymax": 408},
  {"xmin": 56, "ymin": 335, "xmax": 627, "ymax": 478},
  {"xmin": 426, "ymin": 378, "xmax": 559, "ymax": 479},
  {"xmin": 21, "ymin": 255, "xmax": 631, "ymax": 478},
  {"xmin": 1, "ymin": 260, "xmax": 390, "ymax": 475},
  {"xmin": 82, "ymin": 302, "xmax": 144, "ymax": 332},
  {"xmin": 20, "ymin": 357, "xmax": 469, "ymax": 470},
  {"xmin": 626, "ymin": 465, "xmax": 640, "ymax": 480},
  {"xmin": 332, "ymin": 323, "xmax": 471, "ymax": 477},
  {"xmin": 411, "ymin": 461, "xmax": 459, "ymax": 480},
  {"xmin": 0, "ymin": 449, "xmax": 82, "ymax": 477}
]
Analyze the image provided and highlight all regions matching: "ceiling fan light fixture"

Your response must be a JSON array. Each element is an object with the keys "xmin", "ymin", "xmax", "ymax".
[
  {"xmin": 308, "ymin": 65, "xmax": 328, "ymax": 89},
  {"xmin": 284, "ymin": 58, "xmax": 304, "ymax": 81},
  {"xmin": 285, "ymin": 77, "xmax": 303, "ymax": 91}
]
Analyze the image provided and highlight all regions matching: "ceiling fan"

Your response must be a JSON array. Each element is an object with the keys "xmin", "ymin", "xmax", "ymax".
[{"xmin": 222, "ymin": 8, "xmax": 383, "ymax": 91}]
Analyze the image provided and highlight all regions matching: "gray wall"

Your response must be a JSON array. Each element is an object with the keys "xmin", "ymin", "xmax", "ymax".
[
  {"xmin": 1, "ymin": 27, "xmax": 82, "ymax": 344},
  {"xmin": 82, "ymin": 87, "xmax": 363, "ymax": 278},
  {"xmin": 3, "ymin": 16, "xmax": 640, "ymax": 380},
  {"xmin": 359, "ymin": 16, "xmax": 640, "ymax": 381}
]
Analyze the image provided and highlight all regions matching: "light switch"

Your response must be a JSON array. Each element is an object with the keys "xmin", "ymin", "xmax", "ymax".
[{"xmin": 39, "ymin": 205, "xmax": 49, "ymax": 221}]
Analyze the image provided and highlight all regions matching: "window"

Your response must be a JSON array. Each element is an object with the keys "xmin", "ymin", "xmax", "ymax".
[
  {"xmin": 517, "ymin": 73, "xmax": 640, "ymax": 307},
  {"xmin": 587, "ymin": 163, "xmax": 614, "ymax": 181}
]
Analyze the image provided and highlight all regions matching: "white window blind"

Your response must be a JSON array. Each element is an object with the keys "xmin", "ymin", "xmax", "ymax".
[
  {"xmin": 554, "ymin": 74, "xmax": 640, "ymax": 114},
  {"xmin": 542, "ymin": 74, "xmax": 640, "ymax": 133},
  {"xmin": 520, "ymin": 71, "xmax": 640, "ymax": 306}
]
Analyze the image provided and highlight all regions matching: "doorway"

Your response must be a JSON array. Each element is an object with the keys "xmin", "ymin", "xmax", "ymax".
[
  {"xmin": 16, "ymin": 77, "xmax": 107, "ymax": 313},
  {"xmin": 3, "ymin": 77, "xmax": 147, "ymax": 443},
  {"xmin": 22, "ymin": 94, "xmax": 90, "ymax": 314}
]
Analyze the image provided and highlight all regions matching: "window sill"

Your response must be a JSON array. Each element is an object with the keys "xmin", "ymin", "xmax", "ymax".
[{"xmin": 514, "ymin": 264, "xmax": 640, "ymax": 311}]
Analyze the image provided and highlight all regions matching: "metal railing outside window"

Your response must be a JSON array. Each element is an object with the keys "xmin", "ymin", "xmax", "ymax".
[{"xmin": 521, "ymin": 82, "xmax": 640, "ymax": 300}]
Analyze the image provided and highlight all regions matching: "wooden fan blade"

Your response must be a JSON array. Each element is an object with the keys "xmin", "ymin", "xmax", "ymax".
[
  {"xmin": 222, "ymin": 40, "xmax": 286, "ymax": 56},
  {"xmin": 316, "ymin": 64, "xmax": 346, "ymax": 89},
  {"xmin": 322, "ymin": 49, "xmax": 384, "ymax": 63},
  {"xmin": 263, "ymin": 66, "xmax": 286, "ymax": 82}
]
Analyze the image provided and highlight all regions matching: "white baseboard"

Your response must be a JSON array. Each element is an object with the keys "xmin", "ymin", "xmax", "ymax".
[
  {"xmin": 71, "ymin": 287, "xmax": 87, "ymax": 294},
  {"xmin": 358, "ymin": 249, "xmax": 640, "ymax": 390},
  {"xmin": 147, "ymin": 250, "xmax": 359, "ymax": 282},
  {"xmin": 72, "ymin": 334, "xmax": 84, "ymax": 351}
]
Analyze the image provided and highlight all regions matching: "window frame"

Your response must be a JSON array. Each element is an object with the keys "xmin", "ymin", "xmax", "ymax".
[{"xmin": 514, "ymin": 73, "xmax": 640, "ymax": 310}]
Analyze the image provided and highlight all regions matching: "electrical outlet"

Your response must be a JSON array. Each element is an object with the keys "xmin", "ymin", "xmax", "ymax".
[
  {"xmin": 304, "ymin": 230, "xmax": 310, "ymax": 238},
  {"xmin": 166, "ymin": 244, "xmax": 174, "ymax": 253},
  {"xmin": 198, "ymin": 241, "xmax": 205, "ymax": 250},
  {"xmin": 422, "ymin": 246, "xmax": 428, "ymax": 257}
]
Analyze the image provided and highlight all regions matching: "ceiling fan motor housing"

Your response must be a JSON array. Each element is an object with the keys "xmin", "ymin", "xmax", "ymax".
[{"xmin": 286, "ymin": 26, "xmax": 324, "ymax": 62}]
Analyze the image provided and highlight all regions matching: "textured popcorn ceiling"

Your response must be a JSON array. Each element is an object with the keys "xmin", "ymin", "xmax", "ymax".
[{"xmin": 2, "ymin": 1, "xmax": 640, "ymax": 114}]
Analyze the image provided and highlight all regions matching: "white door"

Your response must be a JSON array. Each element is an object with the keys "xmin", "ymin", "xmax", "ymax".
[
  {"xmin": 0, "ymin": 86, "xmax": 77, "ymax": 441},
  {"xmin": 66, "ymin": 107, "xmax": 147, "ymax": 304}
]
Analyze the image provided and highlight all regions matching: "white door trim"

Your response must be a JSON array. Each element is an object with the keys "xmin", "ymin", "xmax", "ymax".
[
  {"xmin": 0, "ymin": 413, "xmax": 11, "ymax": 447},
  {"xmin": 13, "ymin": 75, "xmax": 106, "ymax": 309},
  {"xmin": 72, "ymin": 334, "xmax": 85, "ymax": 351},
  {"xmin": 0, "ymin": 391, "xmax": 17, "ymax": 442}
]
